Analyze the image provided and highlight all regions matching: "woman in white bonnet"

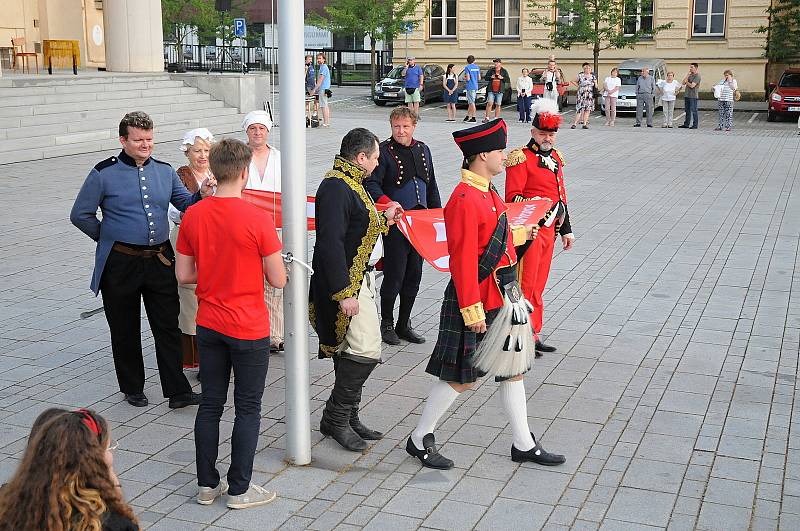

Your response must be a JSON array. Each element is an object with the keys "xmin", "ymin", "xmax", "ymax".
[
  {"xmin": 168, "ymin": 128, "xmax": 215, "ymax": 369},
  {"xmin": 242, "ymin": 110, "xmax": 285, "ymax": 351}
]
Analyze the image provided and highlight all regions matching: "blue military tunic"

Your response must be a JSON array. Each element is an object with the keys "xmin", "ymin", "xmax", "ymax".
[{"xmin": 70, "ymin": 150, "xmax": 201, "ymax": 294}]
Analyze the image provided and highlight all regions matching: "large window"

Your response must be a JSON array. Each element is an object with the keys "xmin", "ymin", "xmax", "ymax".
[
  {"xmin": 556, "ymin": 8, "xmax": 580, "ymax": 27},
  {"xmin": 431, "ymin": 0, "xmax": 457, "ymax": 38},
  {"xmin": 493, "ymin": 0, "xmax": 520, "ymax": 38},
  {"xmin": 693, "ymin": 0, "xmax": 726, "ymax": 36},
  {"xmin": 623, "ymin": 0, "xmax": 654, "ymax": 36}
]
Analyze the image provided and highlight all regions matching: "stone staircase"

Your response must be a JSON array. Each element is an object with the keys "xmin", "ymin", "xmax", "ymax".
[{"xmin": 0, "ymin": 73, "xmax": 248, "ymax": 165}]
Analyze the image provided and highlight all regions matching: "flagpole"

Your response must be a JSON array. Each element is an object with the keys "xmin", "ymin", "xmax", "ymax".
[{"xmin": 279, "ymin": 0, "xmax": 312, "ymax": 466}]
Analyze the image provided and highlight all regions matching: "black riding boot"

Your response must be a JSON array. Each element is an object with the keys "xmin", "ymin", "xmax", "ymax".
[
  {"xmin": 395, "ymin": 296, "xmax": 425, "ymax": 344},
  {"xmin": 320, "ymin": 357, "xmax": 367, "ymax": 452},
  {"xmin": 349, "ymin": 361, "xmax": 384, "ymax": 440}
]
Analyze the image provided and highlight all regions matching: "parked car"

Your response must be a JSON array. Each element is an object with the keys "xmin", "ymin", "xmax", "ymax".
[
  {"xmin": 767, "ymin": 68, "xmax": 800, "ymax": 122},
  {"xmin": 529, "ymin": 68, "xmax": 569, "ymax": 111},
  {"xmin": 600, "ymin": 58, "xmax": 668, "ymax": 115},
  {"xmin": 456, "ymin": 65, "xmax": 513, "ymax": 108},
  {"xmin": 373, "ymin": 64, "xmax": 445, "ymax": 106}
]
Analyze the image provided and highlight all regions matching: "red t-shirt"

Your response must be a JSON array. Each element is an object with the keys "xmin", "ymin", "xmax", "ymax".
[{"xmin": 176, "ymin": 196, "xmax": 282, "ymax": 340}]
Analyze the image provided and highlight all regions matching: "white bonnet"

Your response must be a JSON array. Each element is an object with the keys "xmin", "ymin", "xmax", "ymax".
[
  {"xmin": 179, "ymin": 128, "xmax": 214, "ymax": 152},
  {"xmin": 242, "ymin": 110, "xmax": 273, "ymax": 132}
]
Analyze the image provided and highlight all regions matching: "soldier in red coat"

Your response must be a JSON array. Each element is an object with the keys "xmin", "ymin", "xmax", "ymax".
[
  {"xmin": 505, "ymin": 98, "xmax": 575, "ymax": 356},
  {"xmin": 404, "ymin": 118, "xmax": 565, "ymax": 470}
]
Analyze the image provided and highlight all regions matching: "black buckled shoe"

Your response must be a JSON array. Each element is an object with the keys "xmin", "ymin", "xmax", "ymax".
[
  {"xmin": 168, "ymin": 392, "xmax": 202, "ymax": 409},
  {"xmin": 124, "ymin": 393, "xmax": 148, "ymax": 407},
  {"xmin": 381, "ymin": 321, "xmax": 401, "ymax": 345},
  {"xmin": 406, "ymin": 433, "xmax": 454, "ymax": 470},
  {"xmin": 511, "ymin": 433, "xmax": 566, "ymax": 466},
  {"xmin": 396, "ymin": 324, "xmax": 426, "ymax": 344}
]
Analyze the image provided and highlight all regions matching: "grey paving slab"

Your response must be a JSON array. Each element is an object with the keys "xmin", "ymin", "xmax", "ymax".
[{"xmin": 1, "ymin": 90, "xmax": 799, "ymax": 530}]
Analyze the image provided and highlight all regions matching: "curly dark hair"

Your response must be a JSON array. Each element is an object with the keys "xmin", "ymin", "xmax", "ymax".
[{"xmin": 0, "ymin": 410, "xmax": 138, "ymax": 531}]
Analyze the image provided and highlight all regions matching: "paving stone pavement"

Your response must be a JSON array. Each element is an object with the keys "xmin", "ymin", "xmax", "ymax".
[{"xmin": 1, "ymin": 103, "xmax": 799, "ymax": 530}]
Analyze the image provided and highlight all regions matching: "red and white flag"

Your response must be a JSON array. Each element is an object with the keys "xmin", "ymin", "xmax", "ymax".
[{"xmin": 242, "ymin": 190, "xmax": 552, "ymax": 273}]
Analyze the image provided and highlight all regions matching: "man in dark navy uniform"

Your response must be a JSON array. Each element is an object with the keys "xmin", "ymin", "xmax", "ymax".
[{"xmin": 365, "ymin": 106, "xmax": 442, "ymax": 345}]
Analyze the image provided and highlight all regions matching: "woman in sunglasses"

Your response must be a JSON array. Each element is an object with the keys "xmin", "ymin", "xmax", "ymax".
[{"xmin": 0, "ymin": 409, "xmax": 138, "ymax": 530}]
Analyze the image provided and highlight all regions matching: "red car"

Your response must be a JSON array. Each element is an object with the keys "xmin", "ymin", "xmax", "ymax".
[
  {"xmin": 529, "ymin": 68, "xmax": 570, "ymax": 111},
  {"xmin": 768, "ymin": 68, "xmax": 800, "ymax": 122}
]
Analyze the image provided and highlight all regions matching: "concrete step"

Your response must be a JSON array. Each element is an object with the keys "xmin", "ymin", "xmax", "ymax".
[
  {"xmin": 0, "ymin": 73, "xmax": 249, "ymax": 164},
  {"xmin": 0, "ymin": 85, "xmax": 200, "ymax": 108},
  {"xmin": 0, "ymin": 79, "xmax": 186, "ymax": 99},
  {"xmin": 6, "ymin": 74, "xmax": 172, "ymax": 88},
  {"xmin": 0, "ymin": 107, "xmax": 242, "ymax": 153},
  {"xmin": 0, "ymin": 114, "xmax": 246, "ymax": 164}
]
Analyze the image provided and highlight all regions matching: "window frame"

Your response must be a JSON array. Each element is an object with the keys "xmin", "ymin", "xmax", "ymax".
[
  {"xmin": 622, "ymin": 0, "xmax": 654, "ymax": 38},
  {"xmin": 555, "ymin": 7, "xmax": 580, "ymax": 27},
  {"xmin": 430, "ymin": 0, "xmax": 457, "ymax": 39},
  {"xmin": 692, "ymin": 0, "xmax": 726, "ymax": 38},
  {"xmin": 492, "ymin": 0, "xmax": 521, "ymax": 39}
]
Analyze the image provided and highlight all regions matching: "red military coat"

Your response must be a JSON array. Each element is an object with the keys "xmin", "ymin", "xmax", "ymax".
[
  {"xmin": 504, "ymin": 140, "xmax": 571, "ymax": 235},
  {"xmin": 445, "ymin": 169, "xmax": 527, "ymax": 325}
]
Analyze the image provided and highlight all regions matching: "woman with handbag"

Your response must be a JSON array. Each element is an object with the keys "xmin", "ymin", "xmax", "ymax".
[
  {"xmin": 714, "ymin": 69, "xmax": 738, "ymax": 132},
  {"xmin": 571, "ymin": 63, "xmax": 597, "ymax": 129}
]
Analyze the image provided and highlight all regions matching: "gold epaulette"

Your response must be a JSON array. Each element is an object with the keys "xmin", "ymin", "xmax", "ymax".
[
  {"xmin": 554, "ymin": 149, "xmax": 566, "ymax": 167},
  {"xmin": 504, "ymin": 147, "xmax": 527, "ymax": 168}
]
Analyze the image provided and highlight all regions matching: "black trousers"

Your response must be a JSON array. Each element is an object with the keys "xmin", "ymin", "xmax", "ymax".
[
  {"xmin": 100, "ymin": 243, "xmax": 192, "ymax": 398},
  {"xmin": 380, "ymin": 225, "xmax": 423, "ymax": 320},
  {"xmin": 195, "ymin": 326, "xmax": 269, "ymax": 496}
]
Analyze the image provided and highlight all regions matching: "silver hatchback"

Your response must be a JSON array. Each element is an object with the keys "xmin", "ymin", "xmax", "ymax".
[{"xmin": 601, "ymin": 58, "xmax": 668, "ymax": 114}]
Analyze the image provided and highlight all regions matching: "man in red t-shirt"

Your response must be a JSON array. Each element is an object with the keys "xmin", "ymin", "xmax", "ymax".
[{"xmin": 176, "ymin": 139, "xmax": 286, "ymax": 510}]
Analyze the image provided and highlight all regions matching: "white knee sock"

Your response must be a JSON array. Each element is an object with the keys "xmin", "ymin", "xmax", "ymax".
[
  {"xmin": 500, "ymin": 380, "xmax": 536, "ymax": 451},
  {"xmin": 411, "ymin": 380, "xmax": 459, "ymax": 449}
]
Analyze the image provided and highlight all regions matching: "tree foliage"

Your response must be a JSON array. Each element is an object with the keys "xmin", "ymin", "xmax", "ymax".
[
  {"xmin": 757, "ymin": 0, "xmax": 800, "ymax": 63},
  {"xmin": 161, "ymin": 0, "xmax": 217, "ymax": 53},
  {"xmin": 308, "ymin": 0, "xmax": 427, "ymax": 97},
  {"xmin": 527, "ymin": 0, "xmax": 673, "ymax": 74}
]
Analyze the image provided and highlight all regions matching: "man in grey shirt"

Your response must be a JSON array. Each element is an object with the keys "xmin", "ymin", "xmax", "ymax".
[
  {"xmin": 679, "ymin": 63, "xmax": 701, "ymax": 129},
  {"xmin": 634, "ymin": 67, "xmax": 656, "ymax": 127}
]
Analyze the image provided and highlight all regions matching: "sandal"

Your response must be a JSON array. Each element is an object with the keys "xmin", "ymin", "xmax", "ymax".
[
  {"xmin": 582, "ymin": 124, "xmax": 589, "ymax": 129},
  {"xmin": 570, "ymin": 124, "xmax": 576, "ymax": 129}
]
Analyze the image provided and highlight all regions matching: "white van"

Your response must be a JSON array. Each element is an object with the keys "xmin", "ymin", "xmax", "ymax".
[{"xmin": 601, "ymin": 58, "xmax": 668, "ymax": 115}]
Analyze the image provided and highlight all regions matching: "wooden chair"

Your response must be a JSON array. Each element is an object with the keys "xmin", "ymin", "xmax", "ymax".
[{"xmin": 11, "ymin": 37, "xmax": 38, "ymax": 74}]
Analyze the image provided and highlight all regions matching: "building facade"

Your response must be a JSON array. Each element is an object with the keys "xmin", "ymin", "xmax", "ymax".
[{"xmin": 395, "ymin": 0, "xmax": 772, "ymax": 94}]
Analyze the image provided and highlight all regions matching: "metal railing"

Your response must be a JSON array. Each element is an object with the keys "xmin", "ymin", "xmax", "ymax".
[{"xmin": 163, "ymin": 44, "xmax": 392, "ymax": 85}]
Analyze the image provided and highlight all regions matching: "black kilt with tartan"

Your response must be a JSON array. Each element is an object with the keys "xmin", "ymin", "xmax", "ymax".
[{"xmin": 426, "ymin": 213, "xmax": 514, "ymax": 384}]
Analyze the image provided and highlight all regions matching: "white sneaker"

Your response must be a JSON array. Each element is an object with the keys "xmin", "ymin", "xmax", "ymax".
[
  {"xmin": 197, "ymin": 478, "xmax": 228, "ymax": 505},
  {"xmin": 226, "ymin": 484, "xmax": 277, "ymax": 509}
]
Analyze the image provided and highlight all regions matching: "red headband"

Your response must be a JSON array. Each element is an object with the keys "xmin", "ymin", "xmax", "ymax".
[{"xmin": 74, "ymin": 409, "xmax": 101, "ymax": 438}]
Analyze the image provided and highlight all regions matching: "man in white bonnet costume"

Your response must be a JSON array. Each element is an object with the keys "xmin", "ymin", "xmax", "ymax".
[{"xmin": 242, "ymin": 111, "xmax": 285, "ymax": 351}]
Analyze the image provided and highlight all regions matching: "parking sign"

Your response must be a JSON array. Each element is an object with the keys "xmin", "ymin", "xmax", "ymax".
[{"xmin": 234, "ymin": 18, "xmax": 246, "ymax": 38}]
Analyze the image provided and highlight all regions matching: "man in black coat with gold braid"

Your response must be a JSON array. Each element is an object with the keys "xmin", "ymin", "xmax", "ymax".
[
  {"xmin": 365, "ymin": 107, "xmax": 442, "ymax": 346},
  {"xmin": 310, "ymin": 128, "xmax": 403, "ymax": 452}
]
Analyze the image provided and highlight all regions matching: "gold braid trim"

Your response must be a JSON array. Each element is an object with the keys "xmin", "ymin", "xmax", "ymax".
[
  {"xmin": 323, "ymin": 157, "xmax": 390, "ymax": 350},
  {"xmin": 554, "ymin": 149, "xmax": 566, "ymax": 167},
  {"xmin": 504, "ymin": 147, "xmax": 527, "ymax": 168}
]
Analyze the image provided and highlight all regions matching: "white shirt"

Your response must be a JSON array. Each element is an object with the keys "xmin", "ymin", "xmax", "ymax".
[
  {"xmin": 716, "ymin": 79, "xmax": 737, "ymax": 102},
  {"xmin": 516, "ymin": 75, "xmax": 533, "ymax": 95},
  {"xmin": 246, "ymin": 144, "xmax": 281, "ymax": 192},
  {"xmin": 658, "ymin": 80, "xmax": 681, "ymax": 101},
  {"xmin": 603, "ymin": 76, "xmax": 621, "ymax": 97}
]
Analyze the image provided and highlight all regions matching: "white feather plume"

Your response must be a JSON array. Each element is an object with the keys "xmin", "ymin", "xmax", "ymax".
[{"xmin": 531, "ymin": 98, "xmax": 560, "ymax": 117}]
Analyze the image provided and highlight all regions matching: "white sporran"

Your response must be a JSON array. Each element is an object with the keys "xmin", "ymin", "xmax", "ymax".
[{"xmin": 472, "ymin": 281, "xmax": 536, "ymax": 378}]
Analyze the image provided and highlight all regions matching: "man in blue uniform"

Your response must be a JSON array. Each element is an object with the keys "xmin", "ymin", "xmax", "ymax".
[
  {"xmin": 365, "ymin": 106, "xmax": 442, "ymax": 345},
  {"xmin": 71, "ymin": 111, "xmax": 212, "ymax": 408}
]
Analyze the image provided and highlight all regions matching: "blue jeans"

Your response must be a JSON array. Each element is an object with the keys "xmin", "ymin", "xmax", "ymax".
[
  {"xmin": 194, "ymin": 326, "xmax": 270, "ymax": 496},
  {"xmin": 683, "ymin": 97, "xmax": 699, "ymax": 127}
]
